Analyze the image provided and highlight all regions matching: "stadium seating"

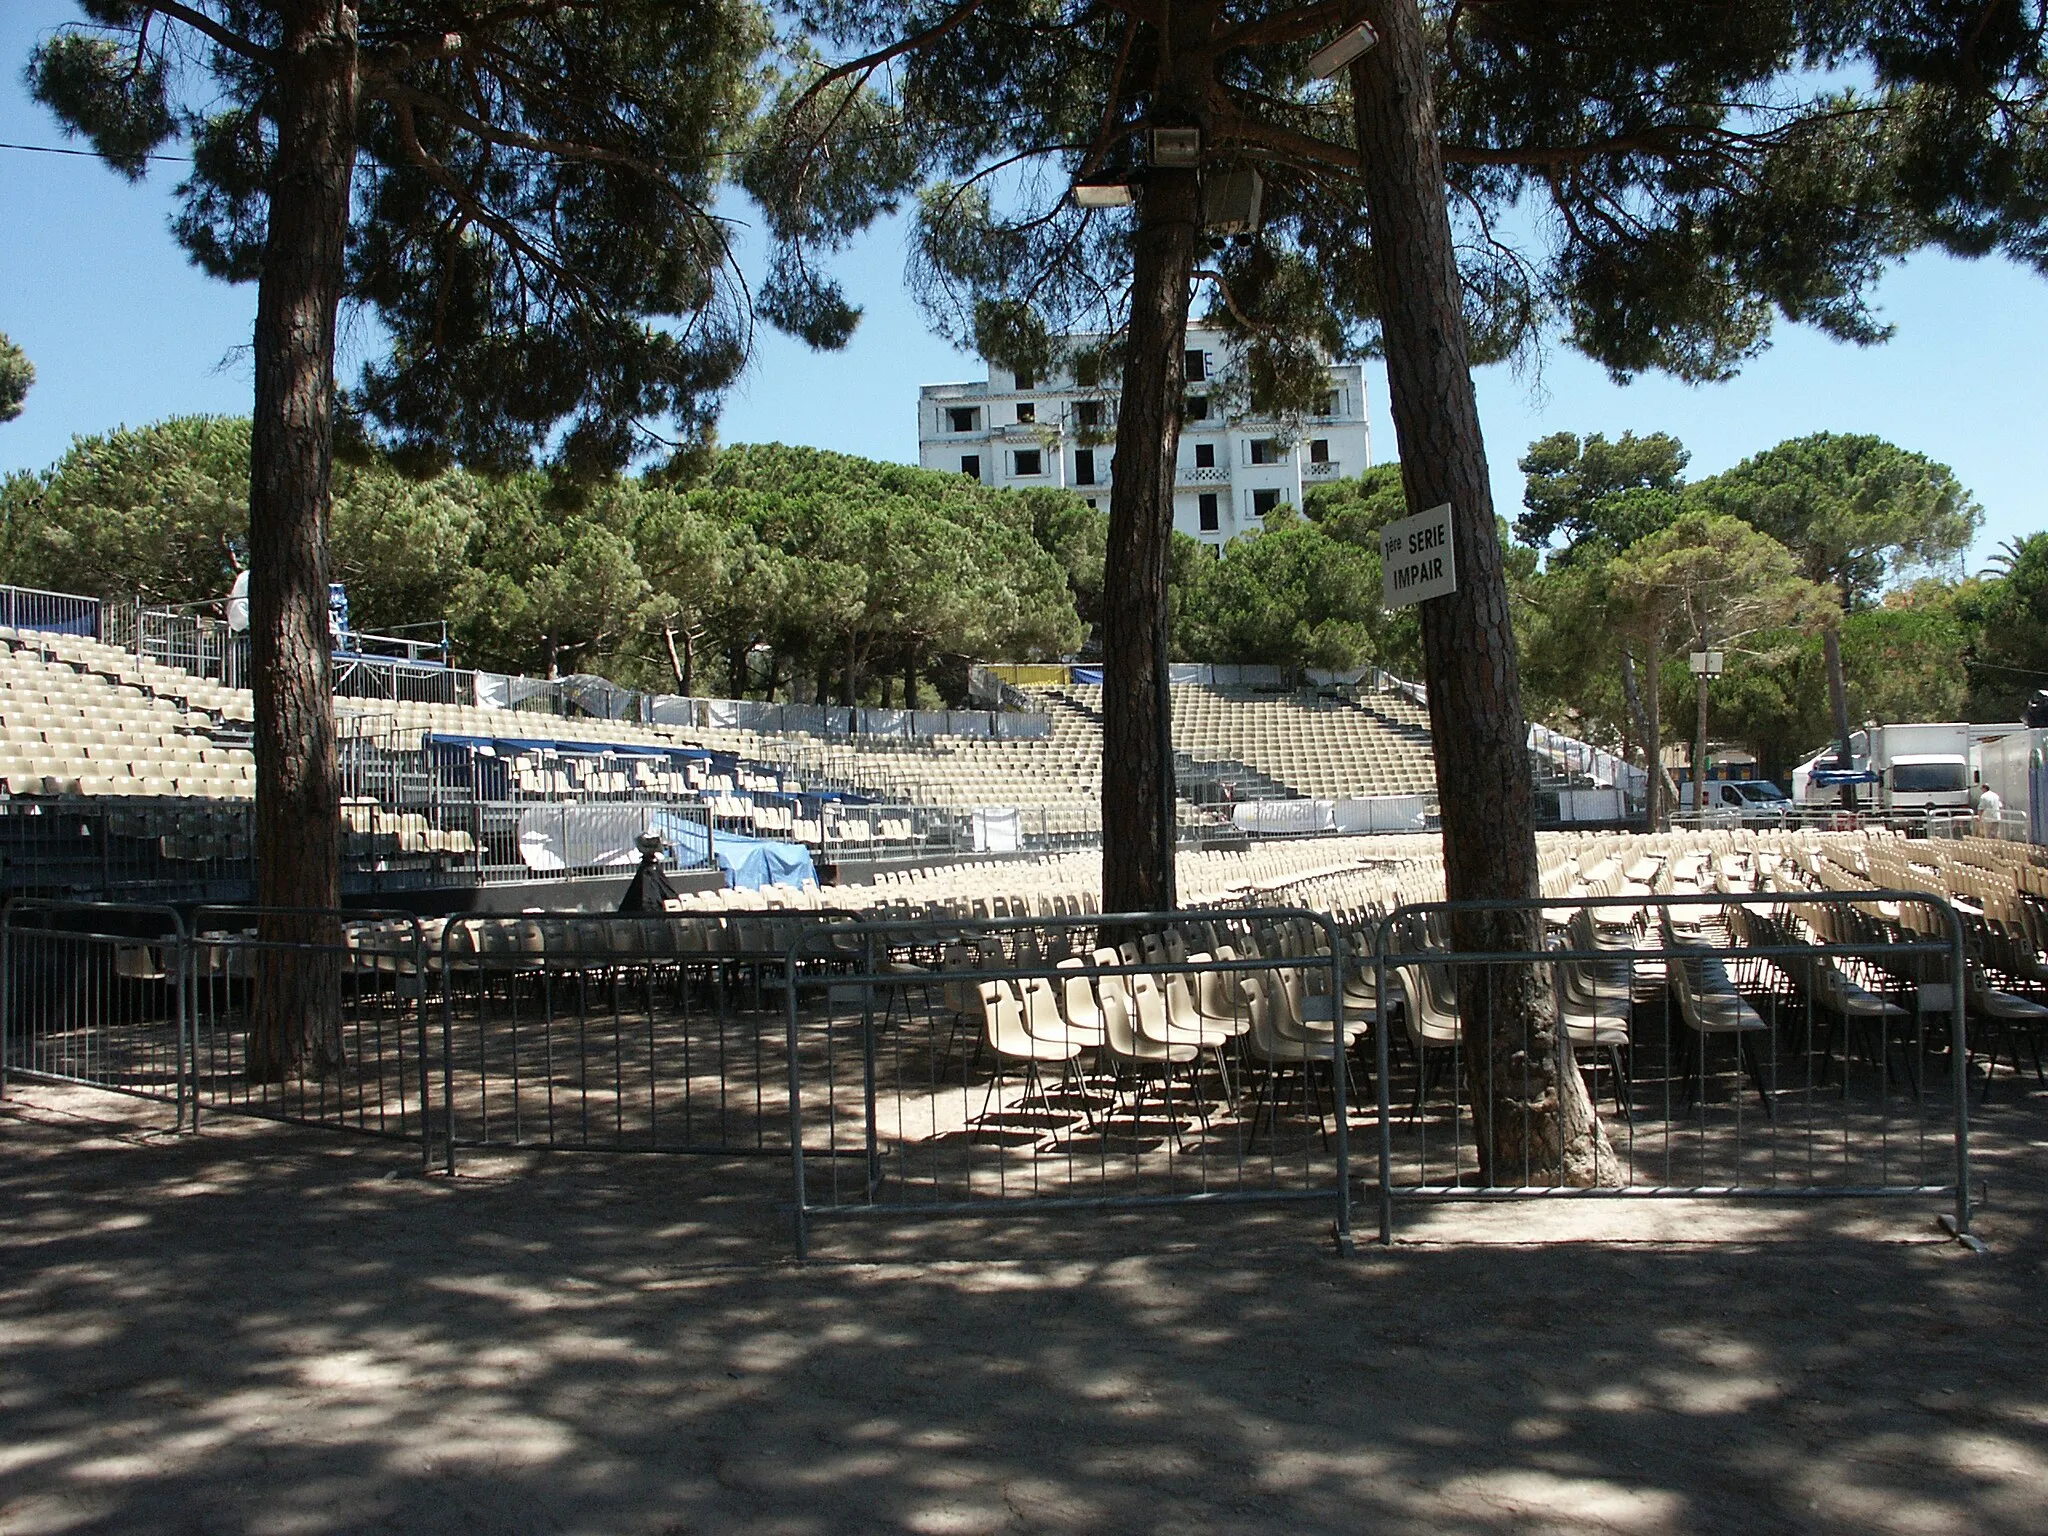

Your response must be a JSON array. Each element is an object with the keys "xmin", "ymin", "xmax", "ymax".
[{"xmin": 0, "ymin": 630, "xmax": 253, "ymax": 798}]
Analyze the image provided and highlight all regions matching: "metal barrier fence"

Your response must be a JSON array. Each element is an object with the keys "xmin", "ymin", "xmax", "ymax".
[
  {"xmin": 2, "ymin": 889, "xmax": 1987, "ymax": 1257},
  {"xmin": 1, "ymin": 903, "xmax": 433, "ymax": 1158},
  {"xmin": 185, "ymin": 908, "xmax": 433, "ymax": 1159},
  {"xmin": 1363, "ymin": 891, "xmax": 1973, "ymax": 1243},
  {"xmin": 1, "ymin": 900, "xmax": 189, "ymax": 1123},
  {"xmin": 432, "ymin": 911, "xmax": 857, "ymax": 1168},
  {"xmin": 0, "ymin": 584, "xmax": 104, "ymax": 639},
  {"xmin": 780, "ymin": 909, "xmax": 1355, "ymax": 1259}
]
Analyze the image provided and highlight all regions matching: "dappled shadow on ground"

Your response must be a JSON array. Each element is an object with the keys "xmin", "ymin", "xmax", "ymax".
[{"xmin": 1, "ymin": 1081, "xmax": 2044, "ymax": 1535}]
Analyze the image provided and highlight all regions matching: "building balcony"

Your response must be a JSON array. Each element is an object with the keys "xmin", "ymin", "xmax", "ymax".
[
  {"xmin": 1304, "ymin": 459, "xmax": 1343, "ymax": 478},
  {"xmin": 1176, "ymin": 465, "xmax": 1231, "ymax": 485}
]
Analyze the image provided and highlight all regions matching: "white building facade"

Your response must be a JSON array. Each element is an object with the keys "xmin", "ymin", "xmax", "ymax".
[{"xmin": 916, "ymin": 326, "xmax": 1371, "ymax": 551}]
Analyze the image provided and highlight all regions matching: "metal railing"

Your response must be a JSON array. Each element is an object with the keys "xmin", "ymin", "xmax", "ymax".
[
  {"xmin": 431, "ymin": 910, "xmax": 856, "ymax": 1169},
  {"xmin": 185, "ymin": 908, "xmax": 434, "ymax": 1159},
  {"xmin": 1, "ymin": 900, "xmax": 188, "ymax": 1121},
  {"xmin": 780, "ymin": 909, "xmax": 1354, "ymax": 1259},
  {"xmin": 3, "ymin": 887, "xmax": 1993, "ymax": 1258},
  {"xmin": 0, "ymin": 584, "xmax": 103, "ymax": 639},
  {"xmin": 1359, "ymin": 890, "xmax": 1973, "ymax": 1243}
]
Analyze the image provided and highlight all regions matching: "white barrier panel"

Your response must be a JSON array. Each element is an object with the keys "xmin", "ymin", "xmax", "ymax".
[
  {"xmin": 1332, "ymin": 794, "xmax": 1431, "ymax": 833},
  {"xmin": 970, "ymin": 807, "xmax": 1022, "ymax": 851},
  {"xmin": 1232, "ymin": 800, "xmax": 1334, "ymax": 835}
]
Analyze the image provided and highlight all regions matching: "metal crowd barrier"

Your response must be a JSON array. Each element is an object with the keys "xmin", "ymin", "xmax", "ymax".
[
  {"xmin": 1, "ymin": 900, "xmax": 189, "ymax": 1124},
  {"xmin": 1363, "ymin": 890, "xmax": 1974, "ymax": 1244},
  {"xmin": 430, "ymin": 910, "xmax": 859, "ymax": 1171},
  {"xmin": 779, "ymin": 908, "xmax": 1355, "ymax": 1259},
  {"xmin": 1, "ymin": 889, "xmax": 1989, "ymax": 1259},
  {"xmin": 185, "ymin": 908, "xmax": 433, "ymax": 1159}
]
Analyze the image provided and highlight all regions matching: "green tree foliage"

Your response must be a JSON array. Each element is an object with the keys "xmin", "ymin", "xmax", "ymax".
[
  {"xmin": 1691, "ymin": 432, "xmax": 1981, "ymax": 606},
  {"xmin": 1178, "ymin": 511, "xmax": 1380, "ymax": 674},
  {"xmin": 2, "ymin": 424, "xmax": 1087, "ymax": 702},
  {"xmin": 29, "ymin": 3, "xmax": 802, "ymax": 472},
  {"xmin": 0, "ymin": 334, "xmax": 33, "ymax": 424},
  {"xmin": 1606, "ymin": 510, "xmax": 1834, "ymax": 818},
  {"xmin": 0, "ymin": 417, "xmax": 251, "ymax": 603},
  {"xmin": 1515, "ymin": 431, "xmax": 1688, "ymax": 560},
  {"xmin": 1959, "ymin": 534, "xmax": 2048, "ymax": 716},
  {"xmin": 1301, "ymin": 463, "xmax": 1422, "ymax": 676}
]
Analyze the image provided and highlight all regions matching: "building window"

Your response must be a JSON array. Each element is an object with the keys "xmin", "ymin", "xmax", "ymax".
[
  {"xmin": 960, "ymin": 455, "xmax": 980, "ymax": 481},
  {"xmin": 1075, "ymin": 448, "xmax": 1096, "ymax": 485},
  {"xmin": 1013, "ymin": 448, "xmax": 1043, "ymax": 476},
  {"xmin": 1184, "ymin": 395, "xmax": 1210, "ymax": 422},
  {"xmin": 1252, "ymin": 488, "xmax": 1282, "ymax": 518},
  {"xmin": 1184, "ymin": 349, "xmax": 1206, "ymax": 382},
  {"xmin": 1016, "ymin": 402, "xmax": 1035, "ymax": 424},
  {"xmin": 1086, "ymin": 498, "xmax": 1098, "ymax": 509},
  {"xmin": 1316, "ymin": 391, "xmax": 1339, "ymax": 417},
  {"xmin": 1248, "ymin": 438, "xmax": 1282, "ymax": 465},
  {"xmin": 1194, "ymin": 442, "xmax": 1216, "ymax": 469},
  {"xmin": 1198, "ymin": 493, "xmax": 1220, "ymax": 532},
  {"xmin": 1309, "ymin": 438, "xmax": 1331, "ymax": 464},
  {"xmin": 946, "ymin": 406, "xmax": 980, "ymax": 432},
  {"xmin": 1077, "ymin": 399, "xmax": 1103, "ymax": 429},
  {"xmin": 1013, "ymin": 367, "xmax": 1035, "ymax": 390}
]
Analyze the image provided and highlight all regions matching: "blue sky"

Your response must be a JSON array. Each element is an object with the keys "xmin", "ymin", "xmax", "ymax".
[{"xmin": 4, "ymin": 0, "xmax": 2044, "ymax": 563}]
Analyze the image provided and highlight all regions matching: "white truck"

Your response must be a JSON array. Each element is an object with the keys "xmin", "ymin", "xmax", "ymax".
[
  {"xmin": 1971, "ymin": 726, "xmax": 2046, "ymax": 842},
  {"xmin": 1792, "ymin": 722, "xmax": 1972, "ymax": 817}
]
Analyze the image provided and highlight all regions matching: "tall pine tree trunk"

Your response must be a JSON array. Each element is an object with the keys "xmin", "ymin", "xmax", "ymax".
[
  {"xmin": 1100, "ymin": 7, "xmax": 1210, "ymax": 915},
  {"xmin": 1350, "ymin": 0, "xmax": 1613, "ymax": 1185},
  {"xmin": 246, "ymin": 0, "xmax": 358, "ymax": 1082}
]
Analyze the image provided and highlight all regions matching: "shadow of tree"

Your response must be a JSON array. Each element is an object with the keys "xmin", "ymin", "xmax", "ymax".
[{"xmin": 1, "ymin": 1079, "xmax": 2043, "ymax": 1535}]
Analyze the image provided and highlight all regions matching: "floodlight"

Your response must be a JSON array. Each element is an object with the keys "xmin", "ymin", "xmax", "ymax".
[
  {"xmin": 1307, "ymin": 21, "xmax": 1379, "ymax": 79},
  {"xmin": 1148, "ymin": 127, "xmax": 1202, "ymax": 167},
  {"xmin": 1072, "ymin": 177, "xmax": 1136, "ymax": 208}
]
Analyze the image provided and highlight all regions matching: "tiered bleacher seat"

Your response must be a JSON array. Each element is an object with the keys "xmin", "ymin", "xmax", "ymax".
[{"xmin": 0, "ymin": 634, "xmax": 253, "ymax": 798}]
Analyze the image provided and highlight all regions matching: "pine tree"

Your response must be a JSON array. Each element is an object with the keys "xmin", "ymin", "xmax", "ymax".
[{"xmin": 29, "ymin": 0, "xmax": 795, "ymax": 1077}]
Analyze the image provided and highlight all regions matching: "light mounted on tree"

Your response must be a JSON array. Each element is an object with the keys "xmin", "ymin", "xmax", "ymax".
[
  {"xmin": 1306, "ymin": 21, "xmax": 1380, "ymax": 79},
  {"xmin": 1201, "ymin": 168, "xmax": 1264, "ymax": 234},
  {"xmin": 1148, "ymin": 127, "xmax": 1202, "ymax": 167},
  {"xmin": 1071, "ymin": 175, "xmax": 1137, "ymax": 208}
]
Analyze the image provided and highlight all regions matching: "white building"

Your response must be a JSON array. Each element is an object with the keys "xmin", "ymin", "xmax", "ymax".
[{"xmin": 916, "ymin": 326, "xmax": 1371, "ymax": 551}]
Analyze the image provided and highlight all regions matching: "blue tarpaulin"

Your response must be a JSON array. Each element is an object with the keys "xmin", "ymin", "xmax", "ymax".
[
  {"xmin": 1812, "ymin": 768, "xmax": 1880, "ymax": 787},
  {"xmin": 651, "ymin": 812, "xmax": 814, "ymax": 890},
  {"xmin": 426, "ymin": 731, "xmax": 712, "ymax": 759}
]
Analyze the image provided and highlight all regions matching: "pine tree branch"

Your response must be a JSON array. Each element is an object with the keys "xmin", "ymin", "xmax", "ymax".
[
  {"xmin": 786, "ymin": 0, "xmax": 994, "ymax": 122},
  {"xmin": 140, "ymin": 2, "xmax": 274, "ymax": 65},
  {"xmin": 1213, "ymin": 1, "xmax": 1351, "ymax": 52}
]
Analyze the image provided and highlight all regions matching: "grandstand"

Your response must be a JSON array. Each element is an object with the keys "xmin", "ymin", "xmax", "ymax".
[{"xmin": 0, "ymin": 579, "xmax": 1659, "ymax": 909}]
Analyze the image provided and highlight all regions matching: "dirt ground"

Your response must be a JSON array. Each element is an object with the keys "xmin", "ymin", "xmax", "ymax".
[{"xmin": 2, "ymin": 1077, "xmax": 2045, "ymax": 1536}]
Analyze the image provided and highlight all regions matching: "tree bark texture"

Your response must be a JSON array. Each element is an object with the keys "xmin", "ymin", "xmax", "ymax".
[
  {"xmin": 1350, "ymin": 0, "xmax": 1615, "ymax": 1186},
  {"xmin": 246, "ymin": 0, "xmax": 358, "ymax": 1083},
  {"xmin": 1100, "ymin": 154, "xmax": 1202, "ymax": 914}
]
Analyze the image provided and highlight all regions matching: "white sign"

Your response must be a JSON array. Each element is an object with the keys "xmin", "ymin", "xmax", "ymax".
[
  {"xmin": 1380, "ymin": 502, "xmax": 1457, "ymax": 608},
  {"xmin": 1688, "ymin": 650, "xmax": 1725, "ymax": 677}
]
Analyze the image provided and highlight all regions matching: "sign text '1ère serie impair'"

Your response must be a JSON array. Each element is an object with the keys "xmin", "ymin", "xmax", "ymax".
[{"xmin": 1379, "ymin": 502, "xmax": 1457, "ymax": 609}]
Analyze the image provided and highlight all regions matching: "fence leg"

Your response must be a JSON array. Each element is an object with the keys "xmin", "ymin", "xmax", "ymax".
[
  {"xmin": 1375, "ymin": 948, "xmax": 1394, "ymax": 1247},
  {"xmin": 1, "ymin": 912, "xmax": 12, "ymax": 1105},
  {"xmin": 1944, "ymin": 917, "xmax": 1984, "ymax": 1250},
  {"xmin": 1328, "ymin": 923, "xmax": 1353, "ymax": 1255},
  {"xmin": 786, "ymin": 948, "xmax": 808, "ymax": 1262}
]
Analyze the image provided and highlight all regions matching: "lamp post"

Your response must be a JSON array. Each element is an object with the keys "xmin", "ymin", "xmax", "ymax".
[{"xmin": 1688, "ymin": 642, "xmax": 1724, "ymax": 816}]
